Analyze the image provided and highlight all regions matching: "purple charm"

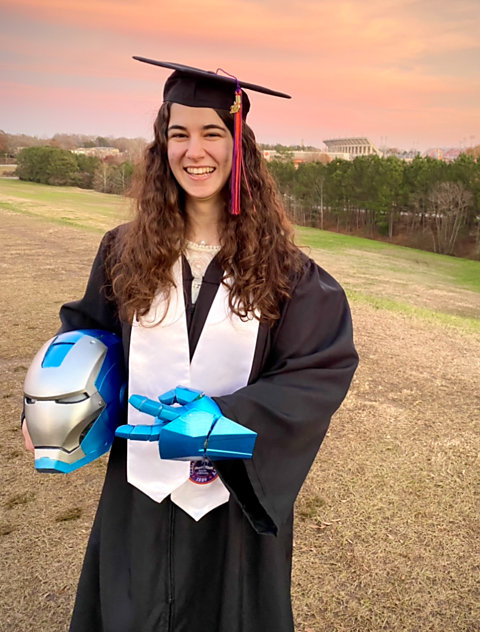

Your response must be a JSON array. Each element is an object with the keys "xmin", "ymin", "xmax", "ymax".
[{"xmin": 189, "ymin": 459, "xmax": 219, "ymax": 485}]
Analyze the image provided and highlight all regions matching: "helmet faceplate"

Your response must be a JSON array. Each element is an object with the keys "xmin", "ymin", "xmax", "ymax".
[{"xmin": 24, "ymin": 330, "xmax": 126, "ymax": 473}]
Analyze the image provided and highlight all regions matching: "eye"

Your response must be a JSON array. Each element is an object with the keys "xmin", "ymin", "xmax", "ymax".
[
  {"xmin": 169, "ymin": 132, "xmax": 188, "ymax": 139},
  {"xmin": 205, "ymin": 131, "xmax": 224, "ymax": 139}
]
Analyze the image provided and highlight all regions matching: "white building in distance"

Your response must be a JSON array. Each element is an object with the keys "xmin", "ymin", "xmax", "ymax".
[
  {"xmin": 322, "ymin": 137, "xmax": 383, "ymax": 160},
  {"xmin": 72, "ymin": 147, "xmax": 120, "ymax": 158},
  {"xmin": 262, "ymin": 138, "xmax": 383, "ymax": 165}
]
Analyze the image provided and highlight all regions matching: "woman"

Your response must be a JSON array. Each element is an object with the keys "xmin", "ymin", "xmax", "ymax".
[{"xmin": 23, "ymin": 59, "xmax": 358, "ymax": 632}]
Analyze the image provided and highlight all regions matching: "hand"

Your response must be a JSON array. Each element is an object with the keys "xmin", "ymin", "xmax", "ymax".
[
  {"xmin": 116, "ymin": 386, "xmax": 257, "ymax": 461},
  {"xmin": 22, "ymin": 421, "xmax": 35, "ymax": 454}
]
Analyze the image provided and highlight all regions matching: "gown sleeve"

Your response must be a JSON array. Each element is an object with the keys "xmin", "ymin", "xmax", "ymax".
[
  {"xmin": 214, "ymin": 259, "xmax": 359, "ymax": 536},
  {"xmin": 58, "ymin": 230, "xmax": 122, "ymax": 335}
]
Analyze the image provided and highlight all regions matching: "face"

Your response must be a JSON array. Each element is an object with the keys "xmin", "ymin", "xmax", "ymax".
[{"xmin": 167, "ymin": 103, "xmax": 233, "ymax": 203}]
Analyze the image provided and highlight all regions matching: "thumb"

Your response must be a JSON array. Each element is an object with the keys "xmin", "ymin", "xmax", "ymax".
[{"xmin": 22, "ymin": 422, "xmax": 35, "ymax": 454}]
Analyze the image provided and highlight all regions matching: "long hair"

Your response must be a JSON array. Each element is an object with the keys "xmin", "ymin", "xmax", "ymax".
[{"xmin": 108, "ymin": 101, "xmax": 303, "ymax": 325}]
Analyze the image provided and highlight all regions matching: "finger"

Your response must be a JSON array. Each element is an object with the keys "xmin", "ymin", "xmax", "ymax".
[
  {"xmin": 158, "ymin": 389, "xmax": 176, "ymax": 405},
  {"xmin": 129, "ymin": 395, "xmax": 162, "ymax": 417},
  {"xmin": 173, "ymin": 386, "xmax": 203, "ymax": 405},
  {"xmin": 129, "ymin": 394, "xmax": 179, "ymax": 422},
  {"xmin": 158, "ymin": 386, "xmax": 203, "ymax": 406},
  {"xmin": 115, "ymin": 424, "xmax": 162, "ymax": 441},
  {"xmin": 22, "ymin": 422, "xmax": 35, "ymax": 454}
]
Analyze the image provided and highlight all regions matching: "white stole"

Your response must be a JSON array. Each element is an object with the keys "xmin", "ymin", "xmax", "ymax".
[{"xmin": 127, "ymin": 258, "xmax": 259, "ymax": 520}]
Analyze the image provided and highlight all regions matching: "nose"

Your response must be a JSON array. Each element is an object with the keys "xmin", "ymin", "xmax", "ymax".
[{"xmin": 185, "ymin": 134, "xmax": 206, "ymax": 161}]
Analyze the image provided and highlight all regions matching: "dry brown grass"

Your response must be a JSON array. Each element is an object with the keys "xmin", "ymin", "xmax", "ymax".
[
  {"xmin": 1, "ymin": 207, "xmax": 479, "ymax": 632},
  {"xmin": 293, "ymin": 307, "xmax": 480, "ymax": 632}
]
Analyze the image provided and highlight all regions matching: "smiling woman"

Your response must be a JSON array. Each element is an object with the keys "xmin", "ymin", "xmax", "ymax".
[
  {"xmin": 167, "ymin": 105, "xmax": 234, "ymax": 228},
  {"xmin": 23, "ymin": 57, "xmax": 358, "ymax": 632},
  {"xmin": 109, "ymin": 62, "xmax": 304, "ymax": 325}
]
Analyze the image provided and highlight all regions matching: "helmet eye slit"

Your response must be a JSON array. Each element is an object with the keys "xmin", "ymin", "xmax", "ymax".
[{"xmin": 55, "ymin": 392, "xmax": 90, "ymax": 404}]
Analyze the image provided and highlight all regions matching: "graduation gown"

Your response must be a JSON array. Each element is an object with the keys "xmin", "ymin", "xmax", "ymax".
[{"xmin": 60, "ymin": 228, "xmax": 358, "ymax": 632}]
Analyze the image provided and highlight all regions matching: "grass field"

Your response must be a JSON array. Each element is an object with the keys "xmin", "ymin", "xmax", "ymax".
[
  {"xmin": 1, "ymin": 181, "xmax": 480, "ymax": 631},
  {"xmin": 0, "ymin": 178, "xmax": 129, "ymax": 233},
  {"xmin": 2, "ymin": 179, "xmax": 480, "ymax": 332},
  {"xmin": 296, "ymin": 226, "xmax": 480, "ymax": 332}
]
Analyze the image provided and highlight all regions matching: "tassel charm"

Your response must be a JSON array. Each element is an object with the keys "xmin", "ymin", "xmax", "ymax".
[{"xmin": 230, "ymin": 92, "xmax": 242, "ymax": 115}]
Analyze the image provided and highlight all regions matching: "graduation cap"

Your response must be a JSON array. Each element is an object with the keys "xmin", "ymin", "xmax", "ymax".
[{"xmin": 133, "ymin": 56, "xmax": 291, "ymax": 214}]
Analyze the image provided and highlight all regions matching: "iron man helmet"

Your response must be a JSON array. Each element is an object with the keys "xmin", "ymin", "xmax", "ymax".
[{"xmin": 24, "ymin": 330, "xmax": 126, "ymax": 473}]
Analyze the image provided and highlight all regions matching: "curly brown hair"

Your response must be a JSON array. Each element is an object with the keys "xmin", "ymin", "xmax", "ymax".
[{"xmin": 108, "ymin": 101, "xmax": 303, "ymax": 325}]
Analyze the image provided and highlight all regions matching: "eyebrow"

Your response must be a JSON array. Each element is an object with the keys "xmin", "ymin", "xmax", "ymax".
[{"xmin": 167, "ymin": 124, "xmax": 227, "ymax": 132}]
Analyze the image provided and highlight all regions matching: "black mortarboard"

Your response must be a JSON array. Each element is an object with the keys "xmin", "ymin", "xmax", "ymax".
[
  {"xmin": 134, "ymin": 56, "xmax": 291, "ymax": 214},
  {"xmin": 133, "ymin": 57, "xmax": 291, "ymax": 120}
]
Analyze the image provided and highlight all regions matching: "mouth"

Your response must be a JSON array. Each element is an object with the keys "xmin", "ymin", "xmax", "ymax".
[{"xmin": 184, "ymin": 166, "xmax": 216, "ymax": 179}]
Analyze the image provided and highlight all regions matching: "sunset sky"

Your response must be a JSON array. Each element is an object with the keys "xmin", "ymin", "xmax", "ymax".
[{"xmin": 1, "ymin": 0, "xmax": 479, "ymax": 151}]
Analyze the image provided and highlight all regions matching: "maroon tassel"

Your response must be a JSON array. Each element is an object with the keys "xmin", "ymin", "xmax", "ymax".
[
  {"xmin": 217, "ymin": 68, "xmax": 256, "ymax": 215},
  {"xmin": 230, "ymin": 87, "xmax": 242, "ymax": 215}
]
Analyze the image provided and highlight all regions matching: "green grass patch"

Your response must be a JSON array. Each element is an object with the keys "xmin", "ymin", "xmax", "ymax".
[
  {"xmin": 0, "ymin": 178, "xmax": 122, "ymax": 213},
  {"xmin": 348, "ymin": 290, "xmax": 480, "ymax": 334},
  {"xmin": 297, "ymin": 225, "xmax": 393, "ymax": 253},
  {"xmin": 0, "ymin": 179, "xmax": 128, "ymax": 233},
  {"xmin": 0, "ymin": 201, "xmax": 18, "ymax": 211},
  {"xmin": 0, "ymin": 200, "xmax": 105, "ymax": 233},
  {"xmin": 296, "ymin": 226, "xmax": 480, "ymax": 294}
]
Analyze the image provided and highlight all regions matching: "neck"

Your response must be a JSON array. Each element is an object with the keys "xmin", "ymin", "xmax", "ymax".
[{"xmin": 185, "ymin": 195, "xmax": 223, "ymax": 246}]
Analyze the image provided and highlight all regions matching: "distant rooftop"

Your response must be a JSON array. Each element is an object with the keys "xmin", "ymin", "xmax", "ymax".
[
  {"xmin": 71, "ymin": 147, "xmax": 120, "ymax": 157},
  {"xmin": 423, "ymin": 148, "xmax": 464, "ymax": 161}
]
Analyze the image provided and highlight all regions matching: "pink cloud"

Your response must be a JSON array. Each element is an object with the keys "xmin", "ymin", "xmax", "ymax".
[{"xmin": 1, "ymin": 0, "xmax": 479, "ymax": 147}]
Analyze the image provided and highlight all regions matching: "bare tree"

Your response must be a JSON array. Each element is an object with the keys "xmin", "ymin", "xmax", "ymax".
[
  {"xmin": 427, "ymin": 182, "xmax": 473, "ymax": 255},
  {"xmin": 465, "ymin": 144, "xmax": 480, "ymax": 160},
  {"xmin": 302, "ymin": 152, "xmax": 331, "ymax": 166},
  {"xmin": 475, "ymin": 218, "xmax": 480, "ymax": 259},
  {"xmin": 93, "ymin": 161, "xmax": 114, "ymax": 193}
]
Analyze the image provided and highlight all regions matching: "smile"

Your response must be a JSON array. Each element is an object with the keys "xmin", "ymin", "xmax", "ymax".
[{"xmin": 184, "ymin": 167, "xmax": 216, "ymax": 176}]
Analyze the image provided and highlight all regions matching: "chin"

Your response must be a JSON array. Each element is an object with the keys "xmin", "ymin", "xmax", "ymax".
[
  {"xmin": 184, "ymin": 183, "xmax": 224, "ymax": 202},
  {"xmin": 188, "ymin": 192, "xmax": 221, "ymax": 203}
]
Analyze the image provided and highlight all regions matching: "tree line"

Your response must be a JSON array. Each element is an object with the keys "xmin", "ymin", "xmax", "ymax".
[
  {"xmin": 8, "ymin": 133, "xmax": 480, "ymax": 260},
  {"xmin": 2, "ymin": 129, "xmax": 146, "ymax": 195},
  {"xmin": 16, "ymin": 147, "xmax": 135, "ymax": 195},
  {"xmin": 267, "ymin": 153, "xmax": 480, "ymax": 259},
  {"xmin": 0, "ymin": 130, "xmax": 146, "ymax": 162}
]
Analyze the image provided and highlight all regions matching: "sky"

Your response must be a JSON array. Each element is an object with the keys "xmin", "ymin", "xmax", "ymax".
[{"xmin": 1, "ymin": 0, "xmax": 479, "ymax": 151}]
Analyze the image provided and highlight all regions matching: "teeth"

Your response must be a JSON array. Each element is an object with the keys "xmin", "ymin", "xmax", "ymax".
[{"xmin": 186, "ymin": 167, "xmax": 215, "ymax": 175}]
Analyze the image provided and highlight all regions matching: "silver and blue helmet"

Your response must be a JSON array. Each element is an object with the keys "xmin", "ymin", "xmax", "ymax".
[{"xmin": 24, "ymin": 329, "xmax": 126, "ymax": 473}]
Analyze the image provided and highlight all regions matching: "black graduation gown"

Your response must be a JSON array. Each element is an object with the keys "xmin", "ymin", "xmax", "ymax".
[{"xmin": 61, "ymin": 229, "xmax": 359, "ymax": 632}]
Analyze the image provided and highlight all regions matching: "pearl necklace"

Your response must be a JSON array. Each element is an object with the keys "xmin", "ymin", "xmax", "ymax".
[{"xmin": 185, "ymin": 239, "xmax": 221, "ymax": 252}]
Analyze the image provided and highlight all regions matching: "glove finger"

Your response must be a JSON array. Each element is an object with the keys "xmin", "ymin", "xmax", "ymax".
[{"xmin": 115, "ymin": 424, "xmax": 162, "ymax": 441}]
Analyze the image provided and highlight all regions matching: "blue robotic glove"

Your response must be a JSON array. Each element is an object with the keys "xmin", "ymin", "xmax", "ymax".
[{"xmin": 116, "ymin": 386, "xmax": 257, "ymax": 461}]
